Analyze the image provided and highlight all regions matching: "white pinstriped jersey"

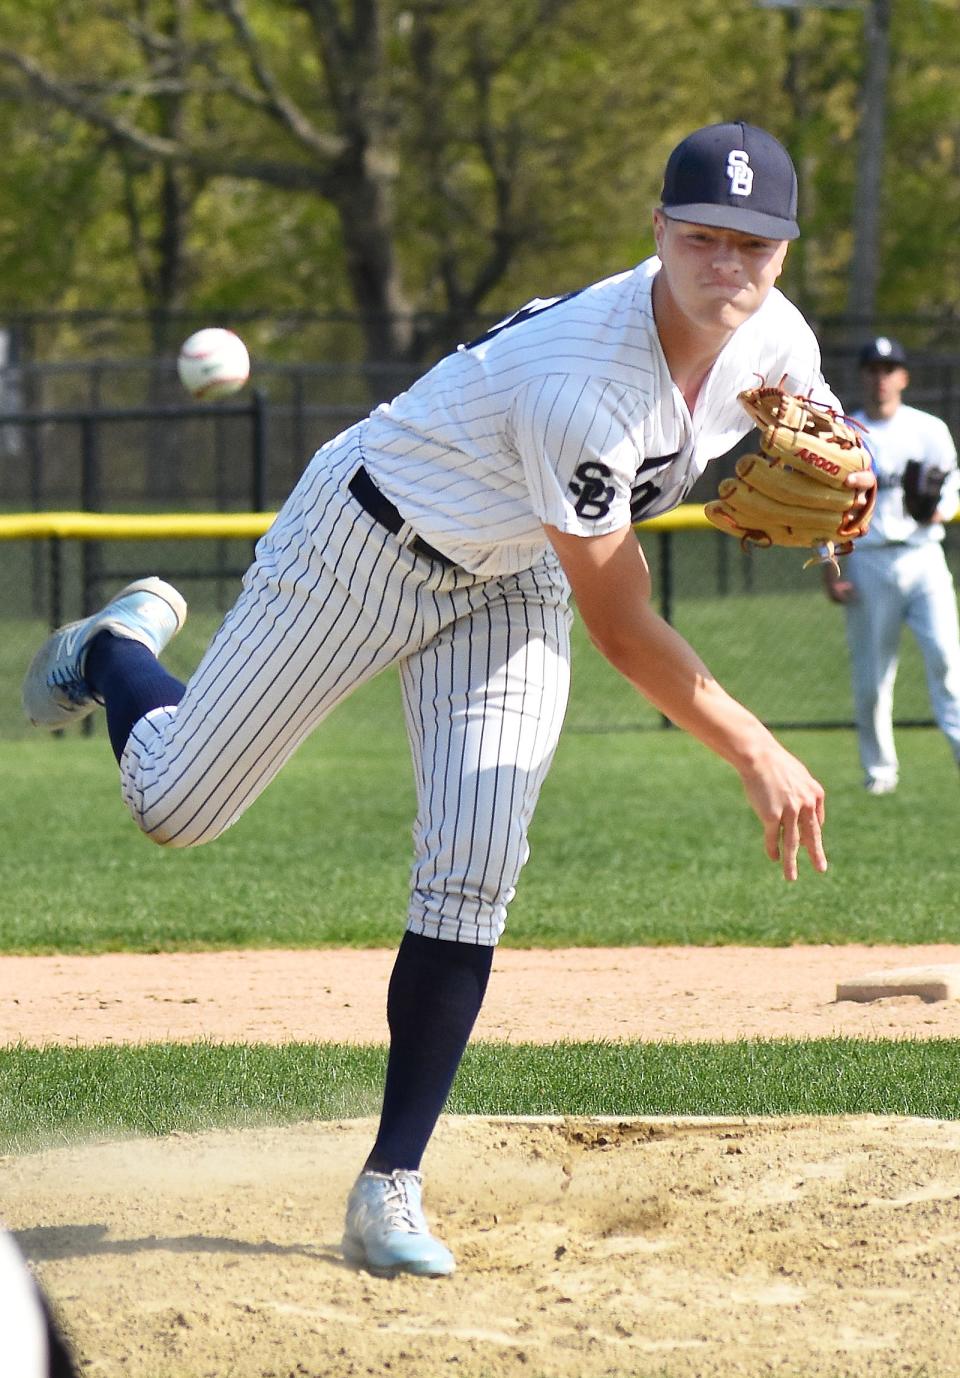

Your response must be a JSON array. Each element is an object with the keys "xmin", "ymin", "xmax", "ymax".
[
  {"xmin": 114, "ymin": 251, "xmax": 844, "ymax": 945},
  {"xmin": 359, "ymin": 255, "xmax": 841, "ymax": 577}
]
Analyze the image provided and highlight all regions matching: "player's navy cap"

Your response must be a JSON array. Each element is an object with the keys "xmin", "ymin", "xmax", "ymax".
[
  {"xmin": 660, "ymin": 122, "xmax": 799, "ymax": 241},
  {"xmin": 859, "ymin": 335, "xmax": 908, "ymax": 368}
]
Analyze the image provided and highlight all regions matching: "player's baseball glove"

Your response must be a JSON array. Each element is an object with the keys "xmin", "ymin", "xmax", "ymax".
[
  {"xmin": 902, "ymin": 458, "xmax": 948, "ymax": 525},
  {"xmin": 704, "ymin": 382, "xmax": 877, "ymax": 569}
]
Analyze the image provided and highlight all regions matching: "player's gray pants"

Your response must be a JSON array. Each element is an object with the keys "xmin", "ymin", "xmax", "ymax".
[
  {"xmin": 844, "ymin": 543, "xmax": 960, "ymax": 786},
  {"xmin": 119, "ymin": 434, "xmax": 573, "ymax": 945}
]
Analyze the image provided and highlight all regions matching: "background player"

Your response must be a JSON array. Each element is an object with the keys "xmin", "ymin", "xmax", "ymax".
[
  {"xmin": 23, "ymin": 122, "xmax": 874, "ymax": 1278},
  {"xmin": 823, "ymin": 337, "xmax": 960, "ymax": 794}
]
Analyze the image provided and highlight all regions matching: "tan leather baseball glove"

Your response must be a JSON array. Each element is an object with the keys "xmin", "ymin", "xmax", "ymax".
[{"xmin": 705, "ymin": 382, "xmax": 877, "ymax": 569}]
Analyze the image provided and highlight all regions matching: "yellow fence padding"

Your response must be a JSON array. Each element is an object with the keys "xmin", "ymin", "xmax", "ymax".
[
  {"xmin": 0, "ymin": 512, "xmax": 278, "ymax": 541},
  {"xmin": 0, "ymin": 504, "xmax": 712, "ymax": 542}
]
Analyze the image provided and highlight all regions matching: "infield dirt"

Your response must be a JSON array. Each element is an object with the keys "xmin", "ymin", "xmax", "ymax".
[{"xmin": 4, "ymin": 944, "xmax": 960, "ymax": 1378}]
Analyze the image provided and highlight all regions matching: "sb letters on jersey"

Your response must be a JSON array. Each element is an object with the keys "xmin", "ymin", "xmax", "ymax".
[{"xmin": 568, "ymin": 452, "xmax": 684, "ymax": 524}]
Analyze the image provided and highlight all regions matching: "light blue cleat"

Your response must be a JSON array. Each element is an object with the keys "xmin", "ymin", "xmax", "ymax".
[
  {"xmin": 342, "ymin": 1169, "xmax": 455, "ymax": 1277},
  {"xmin": 22, "ymin": 577, "xmax": 187, "ymax": 730}
]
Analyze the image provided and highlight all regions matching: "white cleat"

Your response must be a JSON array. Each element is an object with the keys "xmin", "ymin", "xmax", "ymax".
[
  {"xmin": 342, "ymin": 1169, "xmax": 455, "ymax": 1277},
  {"xmin": 22, "ymin": 577, "xmax": 187, "ymax": 730}
]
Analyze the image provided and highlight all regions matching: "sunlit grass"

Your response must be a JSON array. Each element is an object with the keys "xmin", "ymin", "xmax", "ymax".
[{"xmin": 2, "ymin": 1038, "xmax": 957, "ymax": 1155}]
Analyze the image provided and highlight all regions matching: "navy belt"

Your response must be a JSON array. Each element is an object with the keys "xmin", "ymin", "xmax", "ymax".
[{"xmin": 349, "ymin": 465, "xmax": 455, "ymax": 567}]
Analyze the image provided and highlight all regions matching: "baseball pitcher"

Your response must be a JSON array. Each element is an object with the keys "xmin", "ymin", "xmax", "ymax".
[{"xmin": 23, "ymin": 122, "xmax": 875, "ymax": 1277}]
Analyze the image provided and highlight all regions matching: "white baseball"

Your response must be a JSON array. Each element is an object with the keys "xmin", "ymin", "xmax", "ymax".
[{"xmin": 177, "ymin": 328, "xmax": 250, "ymax": 400}]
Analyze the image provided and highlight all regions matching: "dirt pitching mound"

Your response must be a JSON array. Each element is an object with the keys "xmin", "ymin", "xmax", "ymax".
[{"xmin": 6, "ymin": 1112, "xmax": 960, "ymax": 1378}]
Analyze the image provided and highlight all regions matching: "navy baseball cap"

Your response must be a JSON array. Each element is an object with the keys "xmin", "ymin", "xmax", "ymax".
[
  {"xmin": 661, "ymin": 122, "xmax": 800, "ymax": 241},
  {"xmin": 859, "ymin": 336, "xmax": 908, "ymax": 368}
]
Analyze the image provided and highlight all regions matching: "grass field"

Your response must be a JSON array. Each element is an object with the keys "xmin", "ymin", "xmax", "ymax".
[
  {"xmin": 4, "ymin": 601, "xmax": 960, "ymax": 1149},
  {"xmin": 3, "ymin": 657, "xmax": 958, "ymax": 952},
  {"xmin": 3, "ymin": 1039, "xmax": 960, "ymax": 1156}
]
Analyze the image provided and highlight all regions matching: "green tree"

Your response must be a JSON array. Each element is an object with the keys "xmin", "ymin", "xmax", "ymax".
[
  {"xmin": 0, "ymin": 0, "xmax": 788, "ymax": 362},
  {"xmin": 1, "ymin": 0, "xmax": 959, "ymax": 366}
]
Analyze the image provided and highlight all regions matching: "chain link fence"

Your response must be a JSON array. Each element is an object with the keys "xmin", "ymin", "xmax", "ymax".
[{"xmin": 2, "ymin": 319, "xmax": 959, "ymax": 740}]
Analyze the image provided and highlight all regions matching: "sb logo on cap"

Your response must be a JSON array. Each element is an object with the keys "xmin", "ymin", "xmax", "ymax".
[{"xmin": 726, "ymin": 150, "xmax": 754, "ymax": 198}]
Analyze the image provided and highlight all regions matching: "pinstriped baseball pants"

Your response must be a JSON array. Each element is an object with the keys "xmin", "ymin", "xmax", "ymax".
[{"xmin": 119, "ymin": 434, "xmax": 573, "ymax": 945}]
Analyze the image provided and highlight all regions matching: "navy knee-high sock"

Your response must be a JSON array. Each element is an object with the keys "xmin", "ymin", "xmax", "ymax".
[
  {"xmin": 365, "ymin": 931, "xmax": 494, "ymax": 1174},
  {"xmin": 84, "ymin": 631, "xmax": 186, "ymax": 763}
]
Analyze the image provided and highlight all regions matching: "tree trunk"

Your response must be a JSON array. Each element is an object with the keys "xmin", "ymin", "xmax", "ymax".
[{"xmin": 847, "ymin": 0, "xmax": 891, "ymax": 325}]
